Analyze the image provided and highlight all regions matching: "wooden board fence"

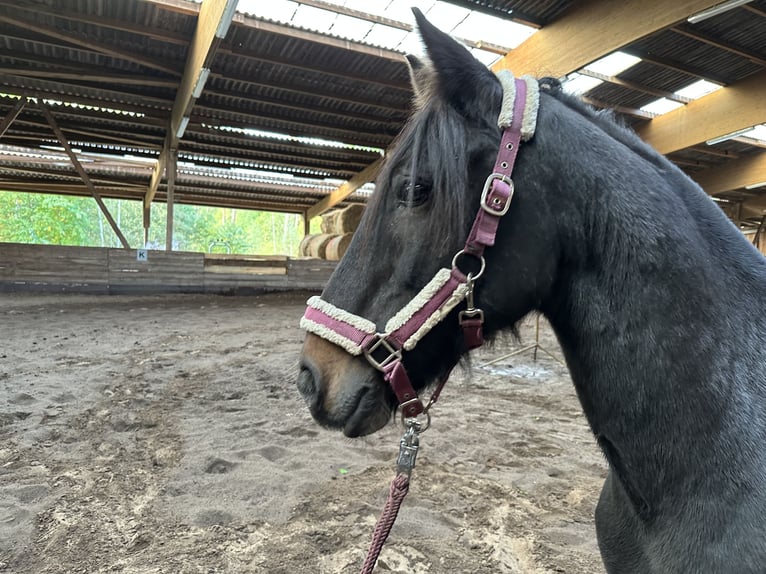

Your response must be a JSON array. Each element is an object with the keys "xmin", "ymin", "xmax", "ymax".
[{"xmin": 0, "ymin": 243, "xmax": 335, "ymax": 294}]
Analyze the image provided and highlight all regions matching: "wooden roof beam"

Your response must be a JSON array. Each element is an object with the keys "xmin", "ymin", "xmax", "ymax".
[
  {"xmin": 306, "ymin": 158, "xmax": 381, "ymax": 220},
  {"xmin": 490, "ymin": 0, "xmax": 724, "ymax": 78},
  {"xmin": 145, "ymin": 0, "xmax": 236, "ymax": 209},
  {"xmin": 691, "ymin": 152, "xmax": 766, "ymax": 195},
  {"xmin": 634, "ymin": 70, "xmax": 766, "ymax": 154}
]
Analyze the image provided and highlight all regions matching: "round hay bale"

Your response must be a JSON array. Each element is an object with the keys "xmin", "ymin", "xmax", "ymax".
[
  {"xmin": 320, "ymin": 210, "xmax": 340, "ymax": 234},
  {"xmin": 325, "ymin": 233, "xmax": 354, "ymax": 261},
  {"xmin": 335, "ymin": 204, "xmax": 365, "ymax": 233},
  {"xmin": 307, "ymin": 233, "xmax": 336, "ymax": 259},
  {"xmin": 298, "ymin": 234, "xmax": 314, "ymax": 257}
]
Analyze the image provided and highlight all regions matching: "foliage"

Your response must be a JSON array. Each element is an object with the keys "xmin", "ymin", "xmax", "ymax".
[{"xmin": 0, "ymin": 191, "xmax": 309, "ymax": 256}]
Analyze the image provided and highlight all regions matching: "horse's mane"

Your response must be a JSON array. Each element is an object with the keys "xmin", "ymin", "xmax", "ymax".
[
  {"xmin": 539, "ymin": 78, "xmax": 766, "ymax": 277},
  {"xmin": 539, "ymin": 78, "xmax": 682, "ymax": 177}
]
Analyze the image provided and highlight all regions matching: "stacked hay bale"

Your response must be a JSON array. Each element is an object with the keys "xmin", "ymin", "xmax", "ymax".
[{"xmin": 299, "ymin": 204, "xmax": 364, "ymax": 261}]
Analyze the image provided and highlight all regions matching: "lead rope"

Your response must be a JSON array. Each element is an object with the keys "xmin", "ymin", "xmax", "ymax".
[{"xmin": 360, "ymin": 418, "xmax": 423, "ymax": 574}]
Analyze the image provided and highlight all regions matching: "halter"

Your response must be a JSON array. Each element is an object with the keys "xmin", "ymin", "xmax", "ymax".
[{"xmin": 300, "ymin": 72, "xmax": 539, "ymax": 419}]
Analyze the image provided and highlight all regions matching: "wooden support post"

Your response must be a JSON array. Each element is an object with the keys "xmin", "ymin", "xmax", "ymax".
[
  {"xmin": 303, "ymin": 210, "xmax": 311, "ymax": 236},
  {"xmin": 38, "ymin": 103, "xmax": 131, "ymax": 249},
  {"xmin": 165, "ymin": 148, "xmax": 177, "ymax": 251},
  {"xmin": 143, "ymin": 203, "xmax": 151, "ymax": 247},
  {"xmin": 0, "ymin": 96, "xmax": 26, "ymax": 138}
]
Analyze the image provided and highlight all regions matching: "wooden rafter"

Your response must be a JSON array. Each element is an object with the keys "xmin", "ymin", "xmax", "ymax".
[
  {"xmin": 688, "ymin": 145, "xmax": 739, "ymax": 159},
  {"xmin": 306, "ymin": 158, "xmax": 381, "ymax": 220},
  {"xmin": 581, "ymin": 97, "xmax": 654, "ymax": 120},
  {"xmin": 144, "ymin": 0, "xmax": 236, "ymax": 213},
  {"xmin": 38, "ymin": 103, "xmax": 130, "ymax": 249},
  {"xmin": 626, "ymin": 51, "xmax": 730, "ymax": 85},
  {"xmin": 635, "ymin": 70, "xmax": 766, "ymax": 154},
  {"xmin": 490, "ymin": 0, "xmax": 723, "ymax": 77},
  {"xmin": 691, "ymin": 151, "xmax": 766, "ymax": 195},
  {"xmin": 0, "ymin": 67, "xmax": 178, "ymax": 88},
  {"xmin": 0, "ymin": 74, "xmax": 173, "ymax": 115},
  {"xmin": 0, "ymin": 97, "xmax": 26, "ymax": 138},
  {"xmin": 578, "ymin": 70, "xmax": 690, "ymax": 103}
]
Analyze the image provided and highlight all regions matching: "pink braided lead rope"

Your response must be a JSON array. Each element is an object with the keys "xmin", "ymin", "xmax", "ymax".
[
  {"xmin": 359, "ymin": 417, "xmax": 424, "ymax": 573},
  {"xmin": 359, "ymin": 473, "xmax": 411, "ymax": 574}
]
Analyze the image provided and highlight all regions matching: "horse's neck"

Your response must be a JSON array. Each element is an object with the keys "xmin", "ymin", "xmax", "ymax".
[{"xmin": 545, "ymin": 176, "xmax": 766, "ymax": 500}]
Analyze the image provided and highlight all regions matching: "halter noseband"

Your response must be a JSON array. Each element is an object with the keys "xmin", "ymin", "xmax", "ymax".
[{"xmin": 301, "ymin": 72, "xmax": 539, "ymax": 419}]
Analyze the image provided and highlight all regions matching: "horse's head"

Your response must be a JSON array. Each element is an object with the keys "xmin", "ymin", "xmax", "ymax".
[{"xmin": 298, "ymin": 10, "xmax": 562, "ymax": 437}]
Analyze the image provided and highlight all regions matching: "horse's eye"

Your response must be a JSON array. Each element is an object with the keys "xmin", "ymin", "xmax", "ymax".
[{"xmin": 397, "ymin": 180, "xmax": 431, "ymax": 207}]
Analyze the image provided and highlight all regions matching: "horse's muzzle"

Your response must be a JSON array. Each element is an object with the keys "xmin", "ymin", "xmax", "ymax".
[{"xmin": 298, "ymin": 334, "xmax": 392, "ymax": 437}]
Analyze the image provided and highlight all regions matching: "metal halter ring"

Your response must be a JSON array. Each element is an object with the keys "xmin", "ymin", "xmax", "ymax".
[
  {"xmin": 451, "ymin": 249, "xmax": 486, "ymax": 281},
  {"xmin": 401, "ymin": 410, "xmax": 431, "ymax": 432}
]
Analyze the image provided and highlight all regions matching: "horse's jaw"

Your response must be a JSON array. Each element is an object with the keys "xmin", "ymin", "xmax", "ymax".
[{"xmin": 298, "ymin": 334, "xmax": 393, "ymax": 437}]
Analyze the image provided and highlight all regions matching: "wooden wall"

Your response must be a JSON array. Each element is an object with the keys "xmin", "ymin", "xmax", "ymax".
[{"xmin": 0, "ymin": 243, "xmax": 336, "ymax": 294}]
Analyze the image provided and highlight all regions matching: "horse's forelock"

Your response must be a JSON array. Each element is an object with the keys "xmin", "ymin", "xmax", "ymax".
[{"xmin": 373, "ymin": 98, "xmax": 484, "ymax": 256}]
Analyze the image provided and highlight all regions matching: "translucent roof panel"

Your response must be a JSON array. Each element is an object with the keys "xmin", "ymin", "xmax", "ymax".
[
  {"xmin": 640, "ymin": 98, "xmax": 685, "ymax": 116},
  {"xmin": 584, "ymin": 51, "xmax": 642, "ymax": 77},
  {"xmin": 743, "ymin": 124, "xmax": 766, "ymax": 143},
  {"xmin": 238, "ymin": 0, "xmax": 539, "ymax": 65},
  {"xmin": 453, "ymin": 11, "xmax": 537, "ymax": 49},
  {"xmin": 674, "ymin": 79, "xmax": 722, "ymax": 100},
  {"xmin": 561, "ymin": 73, "xmax": 603, "ymax": 96},
  {"xmin": 291, "ymin": 5, "xmax": 339, "ymax": 32},
  {"xmin": 330, "ymin": 14, "xmax": 375, "ymax": 41}
]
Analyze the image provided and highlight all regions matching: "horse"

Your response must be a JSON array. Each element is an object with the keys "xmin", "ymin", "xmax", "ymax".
[{"xmin": 297, "ymin": 9, "xmax": 766, "ymax": 573}]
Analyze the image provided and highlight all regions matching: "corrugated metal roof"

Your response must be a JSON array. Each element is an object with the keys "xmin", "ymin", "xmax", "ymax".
[{"xmin": 0, "ymin": 0, "xmax": 764, "ymax": 228}]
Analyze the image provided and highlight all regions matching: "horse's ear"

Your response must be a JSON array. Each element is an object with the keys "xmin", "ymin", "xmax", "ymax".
[
  {"xmin": 405, "ymin": 54, "xmax": 435, "ymax": 110},
  {"xmin": 412, "ymin": 8, "xmax": 497, "ymax": 115}
]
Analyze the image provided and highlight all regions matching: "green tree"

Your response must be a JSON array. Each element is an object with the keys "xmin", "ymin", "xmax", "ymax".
[{"xmin": 0, "ymin": 191, "xmax": 311, "ymax": 255}]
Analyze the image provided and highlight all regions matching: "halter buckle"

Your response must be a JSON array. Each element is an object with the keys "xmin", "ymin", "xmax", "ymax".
[
  {"xmin": 364, "ymin": 334, "xmax": 402, "ymax": 372},
  {"xmin": 480, "ymin": 173, "xmax": 513, "ymax": 216}
]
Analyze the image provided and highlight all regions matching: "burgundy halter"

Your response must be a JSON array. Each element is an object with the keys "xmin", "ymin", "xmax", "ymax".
[{"xmin": 301, "ymin": 75, "xmax": 534, "ymax": 420}]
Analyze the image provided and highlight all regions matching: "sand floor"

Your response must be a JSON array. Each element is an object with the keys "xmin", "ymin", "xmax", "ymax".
[{"xmin": 1, "ymin": 291, "xmax": 607, "ymax": 573}]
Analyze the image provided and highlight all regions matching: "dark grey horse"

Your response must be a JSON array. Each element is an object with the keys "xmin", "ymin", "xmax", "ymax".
[{"xmin": 298, "ymin": 10, "xmax": 766, "ymax": 573}]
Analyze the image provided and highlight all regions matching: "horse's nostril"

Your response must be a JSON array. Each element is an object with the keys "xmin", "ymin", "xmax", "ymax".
[{"xmin": 296, "ymin": 365, "xmax": 319, "ymax": 404}]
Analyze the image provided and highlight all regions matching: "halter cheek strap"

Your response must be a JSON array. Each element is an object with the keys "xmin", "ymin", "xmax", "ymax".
[{"xmin": 300, "ymin": 73, "xmax": 539, "ymax": 418}]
